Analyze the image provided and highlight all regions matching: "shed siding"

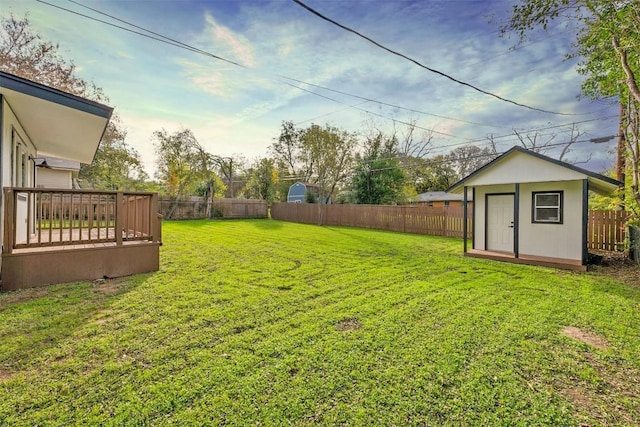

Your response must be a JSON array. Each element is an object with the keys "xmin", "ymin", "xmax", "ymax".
[
  {"xmin": 465, "ymin": 151, "xmax": 585, "ymax": 187},
  {"xmin": 518, "ymin": 181, "xmax": 583, "ymax": 261},
  {"xmin": 474, "ymin": 180, "xmax": 584, "ymax": 262}
]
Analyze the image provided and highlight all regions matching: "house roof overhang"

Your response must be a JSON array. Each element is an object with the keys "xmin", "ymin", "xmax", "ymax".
[
  {"xmin": 0, "ymin": 71, "xmax": 113, "ymax": 164},
  {"xmin": 411, "ymin": 191, "xmax": 473, "ymax": 202},
  {"xmin": 446, "ymin": 146, "xmax": 622, "ymax": 196}
]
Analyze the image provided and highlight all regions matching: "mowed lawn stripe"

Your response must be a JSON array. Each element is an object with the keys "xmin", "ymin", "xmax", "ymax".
[{"xmin": 0, "ymin": 219, "xmax": 638, "ymax": 426}]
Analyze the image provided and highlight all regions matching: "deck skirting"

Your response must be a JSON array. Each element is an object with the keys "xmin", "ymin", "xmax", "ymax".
[{"xmin": 1, "ymin": 242, "xmax": 160, "ymax": 291}]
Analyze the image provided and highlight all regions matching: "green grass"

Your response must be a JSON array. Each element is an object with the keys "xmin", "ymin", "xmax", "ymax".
[{"xmin": 1, "ymin": 219, "xmax": 639, "ymax": 426}]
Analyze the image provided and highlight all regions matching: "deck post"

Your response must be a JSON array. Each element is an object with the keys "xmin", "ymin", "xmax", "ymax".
[
  {"xmin": 463, "ymin": 186, "xmax": 468, "ymax": 253},
  {"xmin": 150, "ymin": 193, "xmax": 159, "ymax": 242},
  {"xmin": 116, "ymin": 191, "xmax": 123, "ymax": 246},
  {"xmin": 3, "ymin": 188, "xmax": 15, "ymax": 254}
]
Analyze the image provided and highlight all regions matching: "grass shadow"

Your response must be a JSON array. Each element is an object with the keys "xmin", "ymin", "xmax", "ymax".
[{"xmin": 0, "ymin": 273, "xmax": 151, "ymax": 372}]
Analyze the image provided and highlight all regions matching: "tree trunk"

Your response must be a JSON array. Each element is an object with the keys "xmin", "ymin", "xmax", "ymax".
[{"xmin": 613, "ymin": 37, "xmax": 640, "ymax": 105}]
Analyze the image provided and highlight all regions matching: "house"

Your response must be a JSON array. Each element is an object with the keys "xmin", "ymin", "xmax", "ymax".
[
  {"xmin": 447, "ymin": 146, "xmax": 621, "ymax": 271},
  {"xmin": 0, "ymin": 71, "xmax": 161, "ymax": 291},
  {"xmin": 287, "ymin": 182, "xmax": 322, "ymax": 203},
  {"xmin": 34, "ymin": 156, "xmax": 81, "ymax": 189},
  {"xmin": 409, "ymin": 191, "xmax": 472, "ymax": 208}
]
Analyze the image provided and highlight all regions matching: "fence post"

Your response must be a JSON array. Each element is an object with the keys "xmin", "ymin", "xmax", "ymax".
[
  {"xmin": 403, "ymin": 205, "xmax": 406, "ymax": 233},
  {"xmin": 150, "ymin": 193, "xmax": 159, "ymax": 242},
  {"xmin": 442, "ymin": 207, "xmax": 447, "ymax": 237}
]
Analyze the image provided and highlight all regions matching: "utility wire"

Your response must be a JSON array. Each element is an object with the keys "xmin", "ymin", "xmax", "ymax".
[
  {"xmin": 292, "ymin": 0, "xmax": 578, "ymax": 116},
  {"xmin": 44, "ymin": 0, "xmax": 587, "ymax": 132},
  {"xmin": 56, "ymin": 0, "xmax": 504, "ymax": 129},
  {"xmin": 44, "ymin": 0, "xmax": 615, "ymax": 152}
]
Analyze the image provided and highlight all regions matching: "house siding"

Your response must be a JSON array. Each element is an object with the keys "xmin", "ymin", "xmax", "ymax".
[
  {"xmin": 1, "ymin": 98, "xmax": 37, "ymax": 269},
  {"xmin": 36, "ymin": 168, "xmax": 73, "ymax": 189}
]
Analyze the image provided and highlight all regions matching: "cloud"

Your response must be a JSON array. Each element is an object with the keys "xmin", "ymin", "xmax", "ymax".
[{"xmin": 204, "ymin": 12, "xmax": 255, "ymax": 67}]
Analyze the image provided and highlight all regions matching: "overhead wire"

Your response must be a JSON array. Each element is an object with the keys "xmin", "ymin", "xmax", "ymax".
[
  {"xmin": 40, "ymin": 0, "xmax": 618, "ymax": 159},
  {"xmin": 291, "ymin": 0, "xmax": 580, "ymax": 116},
  {"xmin": 45, "ymin": 0, "xmax": 601, "ymax": 134},
  {"xmin": 53, "ymin": 0, "xmax": 511, "ymax": 130}
]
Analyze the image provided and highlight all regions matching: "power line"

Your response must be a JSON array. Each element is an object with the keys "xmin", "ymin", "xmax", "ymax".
[
  {"xmin": 278, "ymin": 75, "xmax": 507, "ymax": 129},
  {"xmin": 41, "ymin": 0, "xmax": 617, "ymax": 154},
  {"xmin": 357, "ymin": 135, "xmax": 617, "ymax": 169},
  {"xmin": 86, "ymin": 0, "xmax": 536, "ymax": 131},
  {"xmin": 292, "ymin": 0, "xmax": 578, "ymax": 116},
  {"xmin": 426, "ymin": 114, "xmax": 619, "ymax": 155},
  {"xmin": 44, "ymin": 0, "xmax": 593, "ymax": 135},
  {"xmin": 39, "ymin": 0, "xmax": 520, "ymax": 131}
]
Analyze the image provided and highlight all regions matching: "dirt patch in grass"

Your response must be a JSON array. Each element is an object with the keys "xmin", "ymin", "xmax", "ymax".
[
  {"xmin": 561, "ymin": 353, "xmax": 640, "ymax": 425},
  {"xmin": 92, "ymin": 278, "xmax": 128, "ymax": 295},
  {"xmin": 335, "ymin": 317, "xmax": 361, "ymax": 332},
  {"xmin": 590, "ymin": 251, "xmax": 640, "ymax": 288},
  {"xmin": 562, "ymin": 326, "xmax": 609, "ymax": 350},
  {"xmin": 0, "ymin": 368, "xmax": 13, "ymax": 382},
  {"xmin": 564, "ymin": 385, "xmax": 595, "ymax": 412},
  {"xmin": 562, "ymin": 385, "xmax": 614, "ymax": 426},
  {"xmin": 0, "ymin": 287, "xmax": 49, "ymax": 309}
]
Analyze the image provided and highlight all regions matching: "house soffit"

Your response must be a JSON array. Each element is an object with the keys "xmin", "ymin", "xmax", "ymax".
[{"xmin": 0, "ymin": 72, "xmax": 112, "ymax": 164}]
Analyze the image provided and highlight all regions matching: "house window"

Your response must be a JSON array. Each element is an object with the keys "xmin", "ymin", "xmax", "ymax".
[
  {"xmin": 532, "ymin": 191, "xmax": 563, "ymax": 224},
  {"xmin": 444, "ymin": 200, "xmax": 450, "ymax": 207}
]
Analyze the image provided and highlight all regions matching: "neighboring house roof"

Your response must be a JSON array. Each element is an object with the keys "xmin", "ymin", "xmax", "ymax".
[
  {"xmin": 447, "ymin": 146, "xmax": 621, "ymax": 196},
  {"xmin": 0, "ymin": 71, "xmax": 113, "ymax": 164},
  {"xmin": 410, "ymin": 191, "xmax": 472, "ymax": 203},
  {"xmin": 34, "ymin": 156, "xmax": 81, "ymax": 171}
]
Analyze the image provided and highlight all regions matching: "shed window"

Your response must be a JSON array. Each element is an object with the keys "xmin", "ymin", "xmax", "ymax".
[{"xmin": 532, "ymin": 191, "xmax": 563, "ymax": 224}]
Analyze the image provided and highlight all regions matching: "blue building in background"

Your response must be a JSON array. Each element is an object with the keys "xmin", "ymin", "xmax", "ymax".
[{"xmin": 287, "ymin": 182, "xmax": 323, "ymax": 203}]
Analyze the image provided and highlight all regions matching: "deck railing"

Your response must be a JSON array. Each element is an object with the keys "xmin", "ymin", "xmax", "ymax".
[{"xmin": 3, "ymin": 187, "xmax": 161, "ymax": 253}]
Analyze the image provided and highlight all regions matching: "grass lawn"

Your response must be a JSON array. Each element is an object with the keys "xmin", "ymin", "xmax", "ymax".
[{"xmin": 1, "ymin": 219, "xmax": 639, "ymax": 426}]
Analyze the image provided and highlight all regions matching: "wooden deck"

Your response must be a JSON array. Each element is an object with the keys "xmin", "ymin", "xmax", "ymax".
[
  {"xmin": 466, "ymin": 249, "xmax": 587, "ymax": 271},
  {"xmin": 2, "ymin": 187, "xmax": 162, "ymax": 291},
  {"xmin": 14, "ymin": 227, "xmax": 149, "ymax": 253}
]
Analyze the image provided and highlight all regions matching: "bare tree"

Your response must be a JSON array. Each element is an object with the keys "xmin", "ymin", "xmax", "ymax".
[{"xmin": 487, "ymin": 124, "xmax": 589, "ymax": 164}]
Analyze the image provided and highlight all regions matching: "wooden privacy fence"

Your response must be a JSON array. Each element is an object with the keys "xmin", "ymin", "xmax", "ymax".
[
  {"xmin": 159, "ymin": 197, "xmax": 267, "ymax": 220},
  {"xmin": 587, "ymin": 209, "xmax": 628, "ymax": 251},
  {"xmin": 271, "ymin": 203, "xmax": 471, "ymax": 238},
  {"xmin": 271, "ymin": 203, "xmax": 629, "ymax": 252}
]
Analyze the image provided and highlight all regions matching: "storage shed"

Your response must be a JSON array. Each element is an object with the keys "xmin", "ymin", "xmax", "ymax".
[
  {"xmin": 287, "ymin": 182, "xmax": 322, "ymax": 203},
  {"xmin": 447, "ymin": 146, "xmax": 621, "ymax": 271}
]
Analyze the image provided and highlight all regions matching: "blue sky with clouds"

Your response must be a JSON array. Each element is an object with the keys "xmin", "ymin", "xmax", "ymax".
[{"xmin": 2, "ymin": 0, "xmax": 619, "ymax": 176}]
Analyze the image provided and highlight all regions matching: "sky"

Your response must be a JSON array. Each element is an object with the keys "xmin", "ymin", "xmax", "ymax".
[{"xmin": 1, "ymin": 0, "xmax": 620, "ymax": 177}]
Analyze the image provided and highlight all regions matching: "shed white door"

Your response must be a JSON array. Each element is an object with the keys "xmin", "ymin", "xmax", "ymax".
[{"xmin": 486, "ymin": 194, "xmax": 514, "ymax": 252}]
